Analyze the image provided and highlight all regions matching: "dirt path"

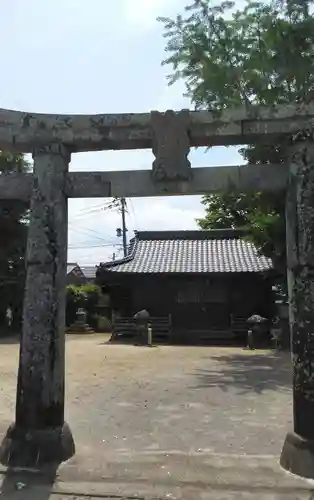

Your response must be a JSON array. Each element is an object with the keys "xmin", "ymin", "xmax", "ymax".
[
  {"xmin": 0, "ymin": 335, "xmax": 305, "ymax": 499},
  {"xmin": 0, "ymin": 335, "xmax": 293, "ymax": 457}
]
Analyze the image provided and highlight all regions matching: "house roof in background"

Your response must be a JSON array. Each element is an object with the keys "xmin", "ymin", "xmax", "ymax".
[
  {"xmin": 98, "ymin": 230, "xmax": 273, "ymax": 275},
  {"xmin": 67, "ymin": 263, "xmax": 97, "ymax": 280},
  {"xmin": 67, "ymin": 263, "xmax": 79, "ymax": 275},
  {"xmin": 80, "ymin": 266, "xmax": 97, "ymax": 279}
]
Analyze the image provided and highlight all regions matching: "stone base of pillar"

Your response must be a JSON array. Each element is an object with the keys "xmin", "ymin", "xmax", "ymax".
[
  {"xmin": 280, "ymin": 431, "xmax": 314, "ymax": 479},
  {"xmin": 0, "ymin": 422, "xmax": 75, "ymax": 468}
]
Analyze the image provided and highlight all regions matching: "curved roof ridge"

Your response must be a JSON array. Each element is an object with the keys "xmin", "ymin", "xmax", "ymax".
[
  {"xmin": 97, "ymin": 235, "xmax": 139, "ymax": 270},
  {"xmin": 134, "ymin": 229, "xmax": 247, "ymax": 241}
]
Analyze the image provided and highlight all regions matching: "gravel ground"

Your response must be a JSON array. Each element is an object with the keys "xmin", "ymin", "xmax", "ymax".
[
  {"xmin": 0, "ymin": 334, "xmax": 293, "ymax": 457},
  {"xmin": 0, "ymin": 334, "xmax": 298, "ymax": 499}
]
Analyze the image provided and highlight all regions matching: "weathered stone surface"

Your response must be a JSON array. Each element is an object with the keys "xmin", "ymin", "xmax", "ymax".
[
  {"xmin": 0, "ymin": 163, "xmax": 289, "ymax": 200},
  {"xmin": 280, "ymin": 431, "xmax": 314, "ymax": 479},
  {"xmin": 0, "ymin": 143, "xmax": 75, "ymax": 467},
  {"xmin": 0, "ymin": 422, "xmax": 75, "ymax": 467},
  {"xmin": 151, "ymin": 109, "xmax": 191, "ymax": 181},
  {"xmin": 281, "ymin": 124, "xmax": 314, "ymax": 477},
  {"xmin": 66, "ymin": 172, "xmax": 111, "ymax": 198},
  {"xmin": 1, "ymin": 103, "xmax": 314, "ymax": 152}
]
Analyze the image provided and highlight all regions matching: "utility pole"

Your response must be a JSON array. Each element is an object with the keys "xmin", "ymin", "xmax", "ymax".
[
  {"xmin": 116, "ymin": 198, "xmax": 128, "ymax": 258},
  {"xmin": 121, "ymin": 198, "xmax": 127, "ymax": 257}
]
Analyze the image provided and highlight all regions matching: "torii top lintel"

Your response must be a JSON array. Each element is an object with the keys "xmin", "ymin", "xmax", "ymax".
[{"xmin": 0, "ymin": 102, "xmax": 313, "ymax": 153}]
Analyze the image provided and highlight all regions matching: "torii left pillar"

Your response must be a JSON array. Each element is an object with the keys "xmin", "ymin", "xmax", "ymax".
[{"xmin": 0, "ymin": 144, "xmax": 75, "ymax": 467}]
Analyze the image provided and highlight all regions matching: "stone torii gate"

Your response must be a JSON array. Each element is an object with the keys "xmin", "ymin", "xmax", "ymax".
[{"xmin": 0, "ymin": 104, "xmax": 313, "ymax": 478}]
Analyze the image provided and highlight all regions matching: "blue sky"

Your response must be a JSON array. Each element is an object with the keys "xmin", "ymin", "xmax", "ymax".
[{"xmin": 1, "ymin": 0, "xmax": 244, "ymax": 264}]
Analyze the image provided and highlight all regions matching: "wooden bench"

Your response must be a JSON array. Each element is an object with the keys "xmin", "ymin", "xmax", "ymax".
[{"xmin": 112, "ymin": 316, "xmax": 171, "ymax": 343}]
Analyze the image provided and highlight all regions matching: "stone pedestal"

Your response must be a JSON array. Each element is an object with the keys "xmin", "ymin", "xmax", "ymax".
[
  {"xmin": 66, "ymin": 308, "xmax": 94, "ymax": 333},
  {"xmin": 66, "ymin": 322, "xmax": 94, "ymax": 333},
  {"xmin": 0, "ymin": 144, "xmax": 75, "ymax": 467},
  {"xmin": 0, "ymin": 422, "xmax": 74, "ymax": 468},
  {"xmin": 281, "ymin": 431, "xmax": 314, "ymax": 479},
  {"xmin": 280, "ymin": 130, "xmax": 314, "ymax": 478}
]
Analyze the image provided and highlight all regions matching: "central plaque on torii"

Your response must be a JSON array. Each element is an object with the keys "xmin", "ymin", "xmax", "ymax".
[{"xmin": 150, "ymin": 109, "xmax": 192, "ymax": 182}]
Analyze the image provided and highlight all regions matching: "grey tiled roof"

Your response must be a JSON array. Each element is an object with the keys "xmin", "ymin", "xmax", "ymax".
[
  {"xmin": 67, "ymin": 263, "xmax": 97, "ymax": 280},
  {"xmin": 80, "ymin": 266, "xmax": 97, "ymax": 279},
  {"xmin": 99, "ymin": 230, "xmax": 273, "ymax": 275},
  {"xmin": 67, "ymin": 263, "xmax": 79, "ymax": 275}
]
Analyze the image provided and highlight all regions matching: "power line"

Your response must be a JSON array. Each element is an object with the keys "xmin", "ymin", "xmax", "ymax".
[
  {"xmin": 68, "ymin": 239, "xmax": 118, "ymax": 246},
  {"xmin": 70, "ymin": 198, "xmax": 129, "ymax": 257},
  {"xmin": 71, "ymin": 201, "xmax": 119, "ymax": 220},
  {"xmin": 76, "ymin": 200, "xmax": 114, "ymax": 214},
  {"xmin": 68, "ymin": 243, "xmax": 123, "ymax": 250},
  {"xmin": 68, "ymin": 223, "xmax": 116, "ymax": 243},
  {"xmin": 69, "ymin": 223, "xmax": 107, "ymax": 237}
]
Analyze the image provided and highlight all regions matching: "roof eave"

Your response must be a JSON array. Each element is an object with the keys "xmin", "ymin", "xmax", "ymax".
[{"xmin": 96, "ymin": 268, "xmax": 274, "ymax": 280}]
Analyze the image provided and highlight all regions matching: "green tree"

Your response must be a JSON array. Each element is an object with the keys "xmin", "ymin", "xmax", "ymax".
[
  {"xmin": 158, "ymin": 0, "xmax": 314, "ymax": 274},
  {"xmin": 0, "ymin": 152, "xmax": 30, "ymax": 331}
]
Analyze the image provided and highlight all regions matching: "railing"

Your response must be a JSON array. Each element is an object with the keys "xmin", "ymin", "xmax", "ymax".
[
  {"xmin": 179, "ymin": 316, "xmax": 247, "ymax": 342},
  {"xmin": 112, "ymin": 314, "xmax": 248, "ymax": 344},
  {"xmin": 112, "ymin": 315, "xmax": 172, "ymax": 343},
  {"xmin": 230, "ymin": 315, "xmax": 248, "ymax": 334}
]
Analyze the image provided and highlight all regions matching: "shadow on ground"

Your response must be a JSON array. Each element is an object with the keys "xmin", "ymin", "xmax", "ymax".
[
  {"xmin": 192, "ymin": 351, "xmax": 292, "ymax": 395},
  {"xmin": 0, "ymin": 334, "xmax": 20, "ymax": 345},
  {"xmin": 0, "ymin": 466, "xmax": 57, "ymax": 499}
]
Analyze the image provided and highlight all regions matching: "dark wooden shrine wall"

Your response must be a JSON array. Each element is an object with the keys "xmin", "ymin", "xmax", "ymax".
[{"xmin": 104, "ymin": 273, "xmax": 273, "ymax": 329}]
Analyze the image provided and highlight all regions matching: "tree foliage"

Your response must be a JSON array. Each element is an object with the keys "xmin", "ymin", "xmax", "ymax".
[
  {"xmin": 158, "ymin": 0, "xmax": 314, "ymax": 273},
  {"xmin": 0, "ymin": 153, "xmax": 30, "ymax": 331}
]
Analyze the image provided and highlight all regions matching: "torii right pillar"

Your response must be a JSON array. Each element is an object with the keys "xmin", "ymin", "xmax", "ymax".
[{"xmin": 280, "ymin": 124, "xmax": 314, "ymax": 478}]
